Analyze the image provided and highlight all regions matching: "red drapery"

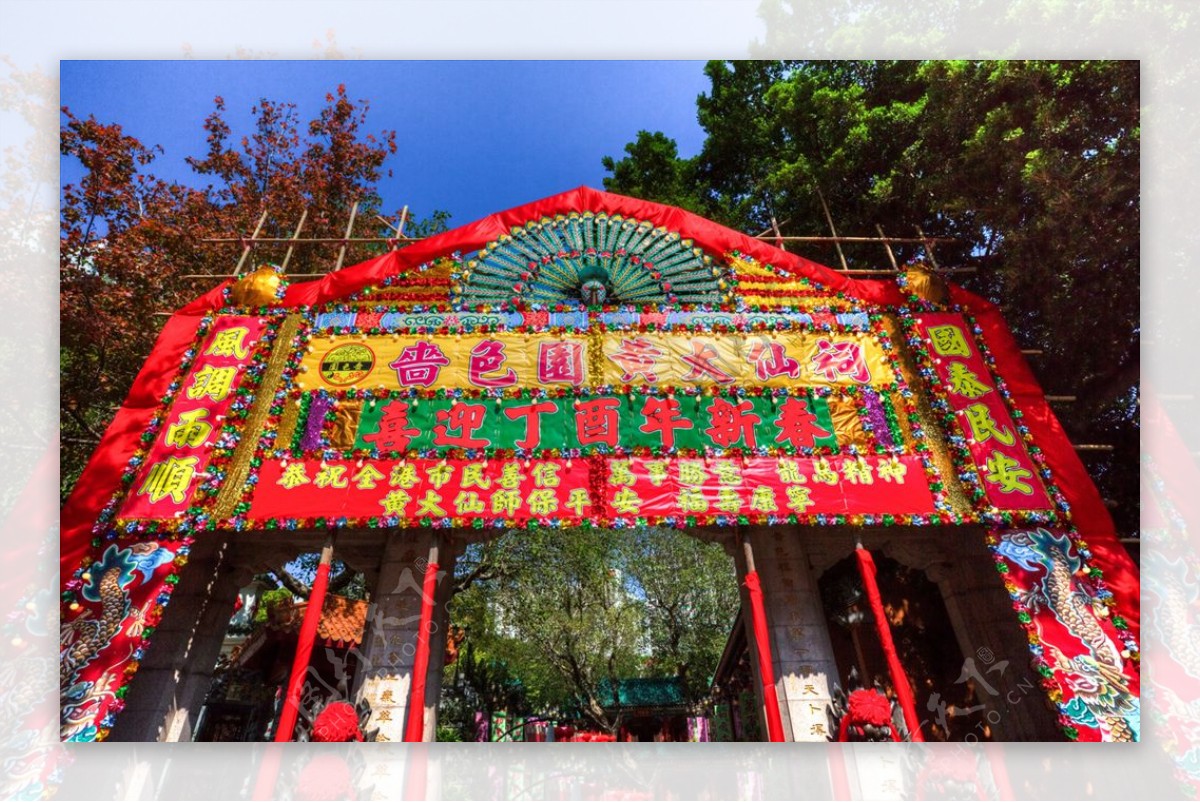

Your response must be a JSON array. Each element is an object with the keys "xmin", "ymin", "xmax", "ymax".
[
  {"xmin": 743, "ymin": 570, "xmax": 787, "ymax": 742},
  {"xmin": 274, "ymin": 559, "xmax": 332, "ymax": 742},
  {"xmin": 58, "ymin": 186, "xmax": 1138, "ymax": 745},
  {"xmin": 854, "ymin": 546, "xmax": 924, "ymax": 741},
  {"xmin": 403, "ymin": 560, "xmax": 440, "ymax": 742},
  {"xmin": 953, "ymin": 288, "xmax": 1139, "ymax": 639}
]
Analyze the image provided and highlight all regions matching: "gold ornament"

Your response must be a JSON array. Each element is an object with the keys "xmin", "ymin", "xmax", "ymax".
[
  {"xmin": 228, "ymin": 265, "xmax": 283, "ymax": 307},
  {"xmin": 905, "ymin": 261, "xmax": 949, "ymax": 306}
]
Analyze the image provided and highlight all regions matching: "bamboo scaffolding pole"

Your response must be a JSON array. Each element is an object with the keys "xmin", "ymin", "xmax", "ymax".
[
  {"xmin": 232, "ymin": 209, "xmax": 269, "ymax": 277},
  {"xmin": 198, "ymin": 235, "xmax": 424, "ymax": 244},
  {"xmin": 175, "ymin": 265, "xmax": 978, "ymax": 281},
  {"xmin": 823, "ymin": 267, "xmax": 976, "ymax": 276},
  {"xmin": 183, "ymin": 207, "xmax": 417, "ymax": 281},
  {"xmin": 750, "ymin": 234, "xmax": 956, "ymax": 244},
  {"xmin": 915, "ymin": 225, "xmax": 942, "ymax": 271},
  {"xmin": 815, "ymin": 187, "xmax": 849, "ymax": 271},
  {"xmin": 378, "ymin": 205, "xmax": 410, "ymax": 248},
  {"xmin": 769, "ymin": 215, "xmax": 786, "ymax": 252},
  {"xmin": 754, "ymin": 219, "xmax": 789, "ymax": 237},
  {"xmin": 875, "ymin": 224, "xmax": 901, "ymax": 271},
  {"xmin": 332, "ymin": 201, "xmax": 360, "ymax": 273},
  {"xmin": 279, "ymin": 208, "xmax": 308, "ymax": 274}
]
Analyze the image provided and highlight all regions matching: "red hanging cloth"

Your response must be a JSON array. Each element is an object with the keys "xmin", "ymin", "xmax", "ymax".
[
  {"xmin": 274, "ymin": 557, "xmax": 333, "ymax": 742},
  {"xmin": 743, "ymin": 570, "xmax": 787, "ymax": 742},
  {"xmin": 854, "ymin": 546, "xmax": 925, "ymax": 741},
  {"xmin": 403, "ymin": 559, "xmax": 441, "ymax": 742}
]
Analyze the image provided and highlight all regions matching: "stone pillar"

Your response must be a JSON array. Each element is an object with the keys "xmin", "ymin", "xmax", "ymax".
[
  {"xmin": 354, "ymin": 529, "xmax": 453, "ymax": 742},
  {"xmin": 109, "ymin": 536, "xmax": 245, "ymax": 742},
  {"xmin": 935, "ymin": 535, "xmax": 1061, "ymax": 741},
  {"xmin": 735, "ymin": 526, "xmax": 840, "ymax": 742}
]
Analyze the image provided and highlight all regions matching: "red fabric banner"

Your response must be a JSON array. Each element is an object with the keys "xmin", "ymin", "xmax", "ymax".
[
  {"xmin": 404, "ymin": 559, "xmax": 440, "ymax": 742},
  {"xmin": 990, "ymin": 528, "xmax": 1140, "ymax": 742},
  {"xmin": 911, "ymin": 312, "xmax": 1052, "ymax": 512},
  {"xmin": 604, "ymin": 456, "xmax": 934, "ymax": 520},
  {"xmin": 60, "ymin": 309, "xmax": 212, "ymax": 586},
  {"xmin": 120, "ymin": 316, "xmax": 265, "ymax": 520},
  {"xmin": 60, "ymin": 537, "xmax": 184, "ymax": 741},
  {"xmin": 251, "ymin": 458, "xmax": 593, "ymax": 524},
  {"xmin": 957, "ymin": 288, "xmax": 1139, "ymax": 640},
  {"xmin": 246, "ymin": 455, "xmax": 934, "ymax": 526}
]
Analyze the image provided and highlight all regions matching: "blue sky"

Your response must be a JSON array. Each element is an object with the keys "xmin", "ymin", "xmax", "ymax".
[{"xmin": 60, "ymin": 60, "xmax": 713, "ymax": 227}]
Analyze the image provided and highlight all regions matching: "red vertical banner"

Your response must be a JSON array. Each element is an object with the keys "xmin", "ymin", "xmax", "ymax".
[
  {"xmin": 119, "ymin": 316, "xmax": 266, "ymax": 520},
  {"xmin": 911, "ymin": 313, "xmax": 1052, "ymax": 512},
  {"xmin": 60, "ymin": 537, "xmax": 186, "ymax": 741},
  {"xmin": 403, "ymin": 558, "xmax": 441, "ymax": 742},
  {"xmin": 989, "ymin": 528, "xmax": 1140, "ymax": 742}
]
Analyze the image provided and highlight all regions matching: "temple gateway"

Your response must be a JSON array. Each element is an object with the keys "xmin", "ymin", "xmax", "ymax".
[{"xmin": 60, "ymin": 188, "xmax": 1140, "ymax": 743}]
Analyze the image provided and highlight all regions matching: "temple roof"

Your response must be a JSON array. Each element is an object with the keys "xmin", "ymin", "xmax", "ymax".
[{"xmin": 267, "ymin": 594, "xmax": 368, "ymax": 647}]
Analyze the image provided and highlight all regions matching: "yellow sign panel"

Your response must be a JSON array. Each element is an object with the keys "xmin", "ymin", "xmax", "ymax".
[
  {"xmin": 296, "ymin": 332, "xmax": 894, "ymax": 391},
  {"xmin": 599, "ymin": 332, "xmax": 892, "ymax": 387}
]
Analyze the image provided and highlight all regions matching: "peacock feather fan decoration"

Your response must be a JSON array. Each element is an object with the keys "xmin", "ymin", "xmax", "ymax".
[{"xmin": 452, "ymin": 211, "xmax": 732, "ymax": 308}]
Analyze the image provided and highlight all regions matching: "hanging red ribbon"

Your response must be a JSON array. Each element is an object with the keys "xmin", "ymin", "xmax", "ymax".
[
  {"xmin": 274, "ymin": 558, "xmax": 332, "ymax": 742},
  {"xmin": 854, "ymin": 546, "xmax": 925, "ymax": 741},
  {"xmin": 743, "ymin": 570, "xmax": 787, "ymax": 742},
  {"xmin": 403, "ymin": 560, "xmax": 441, "ymax": 742}
]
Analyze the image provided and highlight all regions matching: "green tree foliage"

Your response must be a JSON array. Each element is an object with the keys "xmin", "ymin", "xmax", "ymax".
[
  {"xmin": 626, "ymin": 532, "xmax": 742, "ymax": 702},
  {"xmin": 600, "ymin": 132, "xmax": 705, "ymax": 215},
  {"xmin": 603, "ymin": 60, "xmax": 1140, "ymax": 534},
  {"xmin": 447, "ymin": 527, "xmax": 739, "ymax": 736}
]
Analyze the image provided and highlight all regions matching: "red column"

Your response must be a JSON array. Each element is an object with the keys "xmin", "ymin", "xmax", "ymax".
[
  {"xmin": 855, "ymin": 545, "xmax": 925, "ymax": 741},
  {"xmin": 274, "ymin": 536, "xmax": 335, "ymax": 742},
  {"xmin": 403, "ymin": 542, "xmax": 441, "ymax": 742},
  {"xmin": 740, "ymin": 530, "xmax": 786, "ymax": 742}
]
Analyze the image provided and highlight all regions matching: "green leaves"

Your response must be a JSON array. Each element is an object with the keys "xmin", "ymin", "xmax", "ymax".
[
  {"xmin": 602, "ymin": 59, "xmax": 1141, "ymax": 535},
  {"xmin": 447, "ymin": 527, "xmax": 738, "ymax": 732}
]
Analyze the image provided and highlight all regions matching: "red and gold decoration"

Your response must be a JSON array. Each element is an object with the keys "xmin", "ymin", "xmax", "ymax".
[
  {"xmin": 989, "ymin": 528, "xmax": 1140, "ymax": 742},
  {"xmin": 59, "ymin": 186, "xmax": 1139, "ymax": 743},
  {"xmin": 909, "ymin": 312, "xmax": 1052, "ymax": 514},
  {"xmin": 119, "ymin": 316, "xmax": 266, "ymax": 519}
]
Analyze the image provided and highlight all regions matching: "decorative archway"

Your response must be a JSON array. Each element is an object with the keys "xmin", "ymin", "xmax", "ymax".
[{"xmin": 59, "ymin": 186, "xmax": 1140, "ymax": 743}]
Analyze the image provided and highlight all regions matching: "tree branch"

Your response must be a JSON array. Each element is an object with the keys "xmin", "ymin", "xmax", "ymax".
[
  {"xmin": 1078, "ymin": 353, "xmax": 1140, "ymax": 412},
  {"xmin": 264, "ymin": 566, "xmax": 311, "ymax": 599}
]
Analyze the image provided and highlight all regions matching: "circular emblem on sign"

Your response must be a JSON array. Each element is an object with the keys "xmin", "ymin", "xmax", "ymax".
[
  {"xmin": 580, "ymin": 278, "xmax": 608, "ymax": 306},
  {"xmin": 320, "ymin": 344, "xmax": 375, "ymax": 386}
]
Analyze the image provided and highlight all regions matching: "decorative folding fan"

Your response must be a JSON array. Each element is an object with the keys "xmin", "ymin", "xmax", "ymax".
[{"xmin": 452, "ymin": 212, "xmax": 732, "ymax": 307}]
